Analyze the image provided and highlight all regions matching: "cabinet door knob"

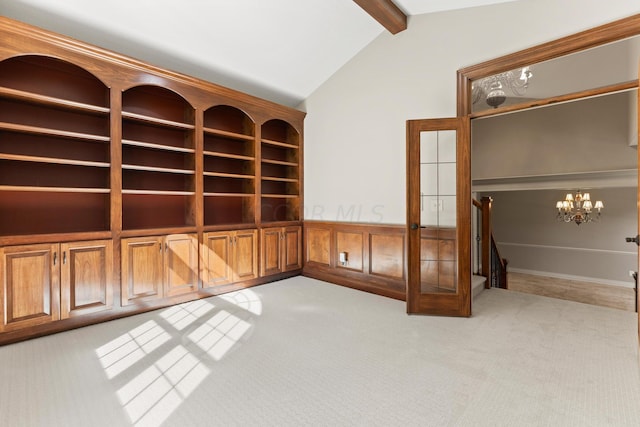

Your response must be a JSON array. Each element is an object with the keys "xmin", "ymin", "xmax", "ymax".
[
  {"xmin": 63, "ymin": 251, "xmax": 67, "ymax": 264},
  {"xmin": 53, "ymin": 252, "xmax": 57, "ymax": 266}
]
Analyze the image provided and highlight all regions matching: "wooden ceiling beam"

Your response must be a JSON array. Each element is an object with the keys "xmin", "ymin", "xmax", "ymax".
[{"xmin": 353, "ymin": 0, "xmax": 407, "ymax": 34}]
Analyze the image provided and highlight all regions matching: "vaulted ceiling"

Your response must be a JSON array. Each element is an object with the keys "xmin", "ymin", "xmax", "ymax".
[{"xmin": 1, "ymin": 0, "xmax": 520, "ymax": 106}]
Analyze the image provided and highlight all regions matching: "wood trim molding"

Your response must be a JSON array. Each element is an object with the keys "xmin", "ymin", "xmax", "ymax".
[
  {"xmin": 353, "ymin": 0, "xmax": 407, "ymax": 34},
  {"xmin": 0, "ymin": 17, "xmax": 304, "ymax": 121},
  {"xmin": 457, "ymin": 13, "xmax": 640, "ymax": 117},
  {"xmin": 303, "ymin": 221, "xmax": 406, "ymax": 300},
  {"xmin": 0, "ymin": 16, "xmax": 306, "ymax": 128},
  {"xmin": 470, "ymin": 80, "xmax": 638, "ymax": 119},
  {"xmin": 459, "ymin": 14, "xmax": 640, "ymax": 81}
]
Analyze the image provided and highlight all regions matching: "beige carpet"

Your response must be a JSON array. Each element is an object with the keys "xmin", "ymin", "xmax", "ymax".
[{"xmin": 1, "ymin": 276, "xmax": 639, "ymax": 426}]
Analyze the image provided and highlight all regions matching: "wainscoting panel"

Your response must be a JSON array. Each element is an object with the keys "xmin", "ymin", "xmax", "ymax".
[
  {"xmin": 306, "ymin": 227, "xmax": 331, "ymax": 267},
  {"xmin": 336, "ymin": 231, "xmax": 364, "ymax": 272},
  {"xmin": 370, "ymin": 233, "xmax": 404, "ymax": 280},
  {"xmin": 303, "ymin": 221, "xmax": 406, "ymax": 300}
]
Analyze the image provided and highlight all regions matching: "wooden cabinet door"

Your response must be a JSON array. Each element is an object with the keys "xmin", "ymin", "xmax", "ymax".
[
  {"xmin": 60, "ymin": 240, "xmax": 113, "ymax": 319},
  {"xmin": 202, "ymin": 231, "xmax": 233, "ymax": 288},
  {"xmin": 261, "ymin": 227, "xmax": 282, "ymax": 276},
  {"xmin": 164, "ymin": 234, "xmax": 198, "ymax": 297},
  {"xmin": 0, "ymin": 244, "xmax": 60, "ymax": 332},
  {"xmin": 260, "ymin": 226, "xmax": 302, "ymax": 276},
  {"xmin": 233, "ymin": 229, "xmax": 258, "ymax": 282},
  {"xmin": 121, "ymin": 236, "xmax": 163, "ymax": 305},
  {"xmin": 282, "ymin": 226, "xmax": 302, "ymax": 272}
]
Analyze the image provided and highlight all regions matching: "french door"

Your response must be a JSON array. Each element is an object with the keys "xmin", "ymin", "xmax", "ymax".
[{"xmin": 406, "ymin": 117, "xmax": 471, "ymax": 315}]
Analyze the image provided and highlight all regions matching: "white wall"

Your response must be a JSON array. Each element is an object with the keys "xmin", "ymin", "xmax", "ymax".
[{"xmin": 301, "ymin": 0, "xmax": 640, "ymax": 224}]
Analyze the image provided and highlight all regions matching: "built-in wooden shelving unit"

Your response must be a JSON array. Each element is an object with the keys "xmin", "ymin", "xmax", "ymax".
[{"xmin": 0, "ymin": 16, "xmax": 304, "ymax": 344}]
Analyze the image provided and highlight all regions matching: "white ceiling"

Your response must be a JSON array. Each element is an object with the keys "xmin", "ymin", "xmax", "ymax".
[{"xmin": 1, "ymin": 0, "xmax": 519, "ymax": 106}]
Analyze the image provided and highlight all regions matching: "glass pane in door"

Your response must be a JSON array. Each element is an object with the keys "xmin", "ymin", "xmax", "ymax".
[{"xmin": 419, "ymin": 129, "xmax": 457, "ymax": 294}]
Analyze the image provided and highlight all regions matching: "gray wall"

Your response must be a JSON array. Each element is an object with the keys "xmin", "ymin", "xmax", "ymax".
[
  {"xmin": 484, "ymin": 188, "xmax": 636, "ymax": 287},
  {"xmin": 472, "ymin": 91, "xmax": 638, "ymax": 286},
  {"xmin": 472, "ymin": 90, "xmax": 638, "ymax": 287},
  {"xmin": 472, "ymin": 92, "xmax": 636, "ymax": 180}
]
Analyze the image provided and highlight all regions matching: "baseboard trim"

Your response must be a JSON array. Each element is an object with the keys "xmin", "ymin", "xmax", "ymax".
[{"xmin": 303, "ymin": 268, "xmax": 406, "ymax": 301}]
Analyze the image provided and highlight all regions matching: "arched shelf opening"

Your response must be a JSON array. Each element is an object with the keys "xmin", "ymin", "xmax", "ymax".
[
  {"xmin": 260, "ymin": 119, "xmax": 300, "ymax": 223},
  {"xmin": 0, "ymin": 54, "xmax": 109, "ymax": 108},
  {"xmin": 121, "ymin": 85, "xmax": 196, "ymax": 231},
  {"xmin": 203, "ymin": 105, "xmax": 257, "ymax": 227},
  {"xmin": 0, "ymin": 54, "xmax": 111, "ymax": 236}
]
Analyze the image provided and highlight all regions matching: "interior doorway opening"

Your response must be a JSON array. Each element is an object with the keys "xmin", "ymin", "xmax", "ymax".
[{"xmin": 470, "ymin": 88, "xmax": 638, "ymax": 312}]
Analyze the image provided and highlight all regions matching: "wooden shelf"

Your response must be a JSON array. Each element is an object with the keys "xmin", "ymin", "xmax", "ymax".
[
  {"xmin": 121, "ymin": 111, "xmax": 195, "ymax": 130},
  {"xmin": 262, "ymin": 138, "xmax": 298, "ymax": 149},
  {"xmin": 0, "ymin": 153, "xmax": 109, "ymax": 168},
  {"xmin": 122, "ymin": 189, "xmax": 195, "ymax": 195},
  {"xmin": 204, "ymin": 192, "xmax": 254, "ymax": 197},
  {"xmin": 203, "ymin": 126, "xmax": 253, "ymax": 141},
  {"xmin": 262, "ymin": 176, "xmax": 298, "ymax": 182},
  {"xmin": 120, "ymin": 227, "xmax": 197, "ymax": 238},
  {"xmin": 122, "ymin": 139, "xmax": 195, "ymax": 154},
  {"xmin": 261, "ymin": 194, "xmax": 299, "ymax": 199},
  {"xmin": 262, "ymin": 158, "xmax": 298, "ymax": 167},
  {"xmin": 122, "ymin": 164, "xmax": 195, "ymax": 174},
  {"xmin": 204, "ymin": 171, "xmax": 255, "ymax": 179},
  {"xmin": 0, "ymin": 121, "xmax": 110, "ymax": 143},
  {"xmin": 0, "ymin": 185, "xmax": 110, "ymax": 193},
  {"xmin": 203, "ymin": 150, "xmax": 254, "ymax": 161},
  {"xmin": 0, "ymin": 231, "xmax": 113, "ymax": 246},
  {"xmin": 0, "ymin": 86, "xmax": 110, "ymax": 115}
]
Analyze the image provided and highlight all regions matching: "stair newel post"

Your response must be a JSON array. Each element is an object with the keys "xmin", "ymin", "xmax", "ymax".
[{"xmin": 481, "ymin": 196, "xmax": 492, "ymax": 289}]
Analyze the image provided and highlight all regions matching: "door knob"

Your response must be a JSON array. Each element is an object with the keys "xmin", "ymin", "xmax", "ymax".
[
  {"xmin": 625, "ymin": 235, "xmax": 640, "ymax": 246},
  {"xmin": 410, "ymin": 223, "xmax": 419, "ymax": 230}
]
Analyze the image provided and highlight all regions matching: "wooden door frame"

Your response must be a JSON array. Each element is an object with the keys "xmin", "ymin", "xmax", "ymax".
[
  {"xmin": 456, "ymin": 13, "xmax": 640, "ymax": 336},
  {"xmin": 456, "ymin": 14, "xmax": 640, "ymax": 117}
]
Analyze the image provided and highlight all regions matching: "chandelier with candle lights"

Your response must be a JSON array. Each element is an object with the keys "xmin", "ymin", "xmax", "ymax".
[{"xmin": 556, "ymin": 190, "xmax": 604, "ymax": 225}]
